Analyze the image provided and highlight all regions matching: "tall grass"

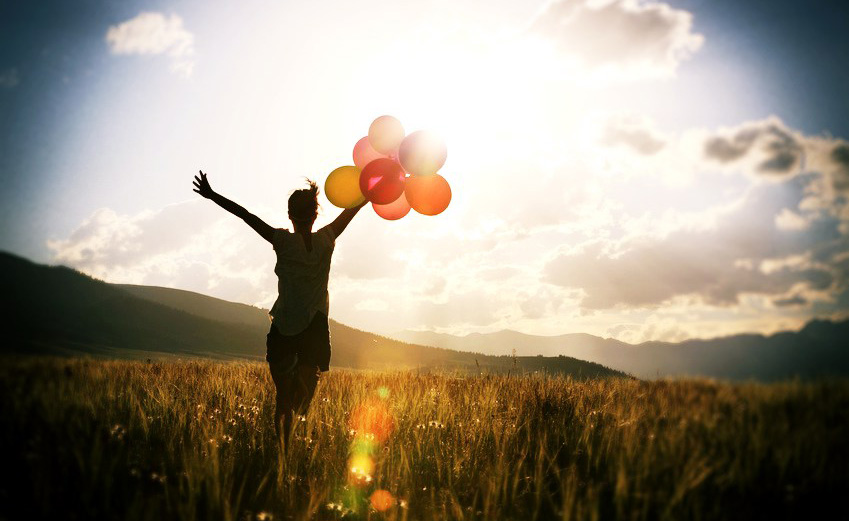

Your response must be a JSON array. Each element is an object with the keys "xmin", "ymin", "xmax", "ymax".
[{"xmin": 1, "ymin": 357, "xmax": 847, "ymax": 520}]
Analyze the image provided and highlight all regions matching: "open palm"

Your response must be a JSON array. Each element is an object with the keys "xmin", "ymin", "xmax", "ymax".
[{"xmin": 193, "ymin": 170, "xmax": 214, "ymax": 199}]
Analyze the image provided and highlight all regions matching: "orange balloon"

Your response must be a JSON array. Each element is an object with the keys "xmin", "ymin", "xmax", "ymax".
[
  {"xmin": 368, "ymin": 115, "xmax": 405, "ymax": 155},
  {"xmin": 353, "ymin": 136, "xmax": 387, "ymax": 170},
  {"xmin": 325, "ymin": 165, "xmax": 365, "ymax": 208},
  {"xmin": 399, "ymin": 130, "xmax": 447, "ymax": 176},
  {"xmin": 372, "ymin": 192, "xmax": 411, "ymax": 221},
  {"xmin": 405, "ymin": 174, "xmax": 451, "ymax": 216},
  {"xmin": 360, "ymin": 158, "xmax": 406, "ymax": 205}
]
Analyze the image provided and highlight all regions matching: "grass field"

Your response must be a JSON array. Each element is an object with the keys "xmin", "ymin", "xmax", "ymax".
[{"xmin": 1, "ymin": 358, "xmax": 847, "ymax": 520}]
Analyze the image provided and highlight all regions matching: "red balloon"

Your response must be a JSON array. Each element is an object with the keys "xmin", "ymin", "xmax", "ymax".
[
  {"xmin": 359, "ymin": 158, "xmax": 406, "ymax": 205},
  {"xmin": 405, "ymin": 173, "xmax": 452, "ymax": 216},
  {"xmin": 353, "ymin": 136, "xmax": 387, "ymax": 170},
  {"xmin": 372, "ymin": 192, "xmax": 411, "ymax": 220},
  {"xmin": 399, "ymin": 130, "xmax": 447, "ymax": 177}
]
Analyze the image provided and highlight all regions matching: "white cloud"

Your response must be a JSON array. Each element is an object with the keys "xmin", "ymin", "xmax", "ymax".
[
  {"xmin": 701, "ymin": 118, "xmax": 849, "ymax": 234},
  {"xmin": 703, "ymin": 117, "xmax": 804, "ymax": 176},
  {"xmin": 530, "ymin": 0, "xmax": 704, "ymax": 80},
  {"xmin": 775, "ymin": 208, "xmax": 811, "ymax": 231},
  {"xmin": 600, "ymin": 113, "xmax": 667, "ymax": 154},
  {"xmin": 47, "ymin": 201, "xmax": 277, "ymax": 306},
  {"xmin": 105, "ymin": 12, "xmax": 195, "ymax": 77},
  {"xmin": 544, "ymin": 117, "xmax": 849, "ymax": 312}
]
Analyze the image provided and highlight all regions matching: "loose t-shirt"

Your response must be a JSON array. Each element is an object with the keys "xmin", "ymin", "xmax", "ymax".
[{"xmin": 269, "ymin": 225, "xmax": 336, "ymax": 335}]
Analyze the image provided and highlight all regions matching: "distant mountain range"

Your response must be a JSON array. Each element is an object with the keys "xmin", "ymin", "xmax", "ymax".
[
  {"xmin": 3, "ymin": 250, "xmax": 846, "ymax": 381},
  {"xmin": 392, "ymin": 319, "xmax": 849, "ymax": 380},
  {"xmin": 0, "ymin": 252, "xmax": 622, "ymax": 379}
]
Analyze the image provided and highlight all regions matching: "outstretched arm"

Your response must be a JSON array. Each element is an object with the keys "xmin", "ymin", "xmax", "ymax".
[
  {"xmin": 329, "ymin": 200, "xmax": 368, "ymax": 238},
  {"xmin": 193, "ymin": 170, "xmax": 275, "ymax": 243}
]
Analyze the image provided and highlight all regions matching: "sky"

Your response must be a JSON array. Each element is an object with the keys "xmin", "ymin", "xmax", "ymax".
[{"xmin": 2, "ymin": 0, "xmax": 849, "ymax": 343}]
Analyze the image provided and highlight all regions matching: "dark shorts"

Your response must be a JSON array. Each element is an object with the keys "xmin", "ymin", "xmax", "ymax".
[{"xmin": 266, "ymin": 312, "xmax": 331, "ymax": 376}]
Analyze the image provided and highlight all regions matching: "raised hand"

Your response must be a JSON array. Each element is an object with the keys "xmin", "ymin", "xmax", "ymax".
[{"xmin": 193, "ymin": 170, "xmax": 215, "ymax": 199}]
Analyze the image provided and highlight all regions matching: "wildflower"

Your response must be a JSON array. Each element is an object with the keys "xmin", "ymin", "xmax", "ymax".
[{"xmin": 110, "ymin": 424, "xmax": 126, "ymax": 440}]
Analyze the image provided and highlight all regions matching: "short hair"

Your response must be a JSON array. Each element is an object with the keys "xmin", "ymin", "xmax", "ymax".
[{"xmin": 288, "ymin": 179, "xmax": 320, "ymax": 222}]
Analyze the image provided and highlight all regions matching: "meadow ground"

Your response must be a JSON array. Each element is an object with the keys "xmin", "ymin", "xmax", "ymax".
[{"xmin": 1, "ymin": 358, "xmax": 847, "ymax": 521}]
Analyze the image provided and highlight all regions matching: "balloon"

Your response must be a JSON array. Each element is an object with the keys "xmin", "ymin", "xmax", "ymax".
[
  {"xmin": 405, "ymin": 173, "xmax": 452, "ymax": 216},
  {"xmin": 398, "ymin": 130, "xmax": 447, "ymax": 176},
  {"xmin": 359, "ymin": 158, "xmax": 406, "ymax": 205},
  {"xmin": 325, "ymin": 165, "xmax": 365, "ymax": 208},
  {"xmin": 372, "ymin": 192, "xmax": 411, "ymax": 221},
  {"xmin": 368, "ymin": 115, "xmax": 405, "ymax": 155},
  {"xmin": 353, "ymin": 136, "xmax": 387, "ymax": 170}
]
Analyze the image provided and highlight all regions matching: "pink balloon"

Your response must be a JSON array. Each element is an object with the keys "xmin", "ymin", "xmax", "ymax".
[
  {"xmin": 373, "ymin": 192, "xmax": 411, "ymax": 220},
  {"xmin": 353, "ymin": 136, "xmax": 387, "ymax": 170}
]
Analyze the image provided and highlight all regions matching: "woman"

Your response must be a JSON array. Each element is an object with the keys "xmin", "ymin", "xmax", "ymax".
[{"xmin": 193, "ymin": 170, "xmax": 365, "ymax": 440}]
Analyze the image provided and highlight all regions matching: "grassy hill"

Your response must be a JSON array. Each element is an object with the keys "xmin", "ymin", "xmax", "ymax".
[{"xmin": 0, "ymin": 252, "xmax": 624, "ymax": 378}]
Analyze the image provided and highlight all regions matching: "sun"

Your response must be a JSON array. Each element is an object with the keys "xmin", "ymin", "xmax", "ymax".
[{"xmin": 349, "ymin": 34, "xmax": 579, "ymax": 219}]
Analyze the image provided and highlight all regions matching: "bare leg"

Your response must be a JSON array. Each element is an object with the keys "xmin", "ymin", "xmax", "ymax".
[
  {"xmin": 292, "ymin": 365, "xmax": 321, "ymax": 425},
  {"xmin": 273, "ymin": 373, "xmax": 296, "ymax": 443}
]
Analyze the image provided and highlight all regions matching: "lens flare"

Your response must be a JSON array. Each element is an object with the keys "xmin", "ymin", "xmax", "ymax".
[
  {"xmin": 349, "ymin": 453, "xmax": 375, "ymax": 476},
  {"xmin": 349, "ymin": 399, "xmax": 395, "ymax": 442},
  {"xmin": 370, "ymin": 490, "xmax": 395, "ymax": 512}
]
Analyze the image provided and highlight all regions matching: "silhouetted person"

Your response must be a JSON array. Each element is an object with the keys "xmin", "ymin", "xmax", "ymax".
[{"xmin": 193, "ymin": 170, "xmax": 365, "ymax": 443}]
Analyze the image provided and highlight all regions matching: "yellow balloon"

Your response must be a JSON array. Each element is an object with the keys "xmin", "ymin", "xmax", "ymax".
[{"xmin": 325, "ymin": 165, "xmax": 365, "ymax": 208}]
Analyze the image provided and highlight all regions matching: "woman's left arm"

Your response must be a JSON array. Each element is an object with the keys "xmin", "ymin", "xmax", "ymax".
[
  {"xmin": 193, "ymin": 170, "xmax": 275, "ymax": 243},
  {"xmin": 329, "ymin": 200, "xmax": 368, "ymax": 238}
]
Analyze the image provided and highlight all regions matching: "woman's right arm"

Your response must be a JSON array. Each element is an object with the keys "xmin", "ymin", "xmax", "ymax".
[{"xmin": 193, "ymin": 170, "xmax": 275, "ymax": 243}]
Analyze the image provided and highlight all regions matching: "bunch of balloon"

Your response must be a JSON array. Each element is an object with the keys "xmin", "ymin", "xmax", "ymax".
[{"xmin": 324, "ymin": 115, "xmax": 452, "ymax": 220}]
